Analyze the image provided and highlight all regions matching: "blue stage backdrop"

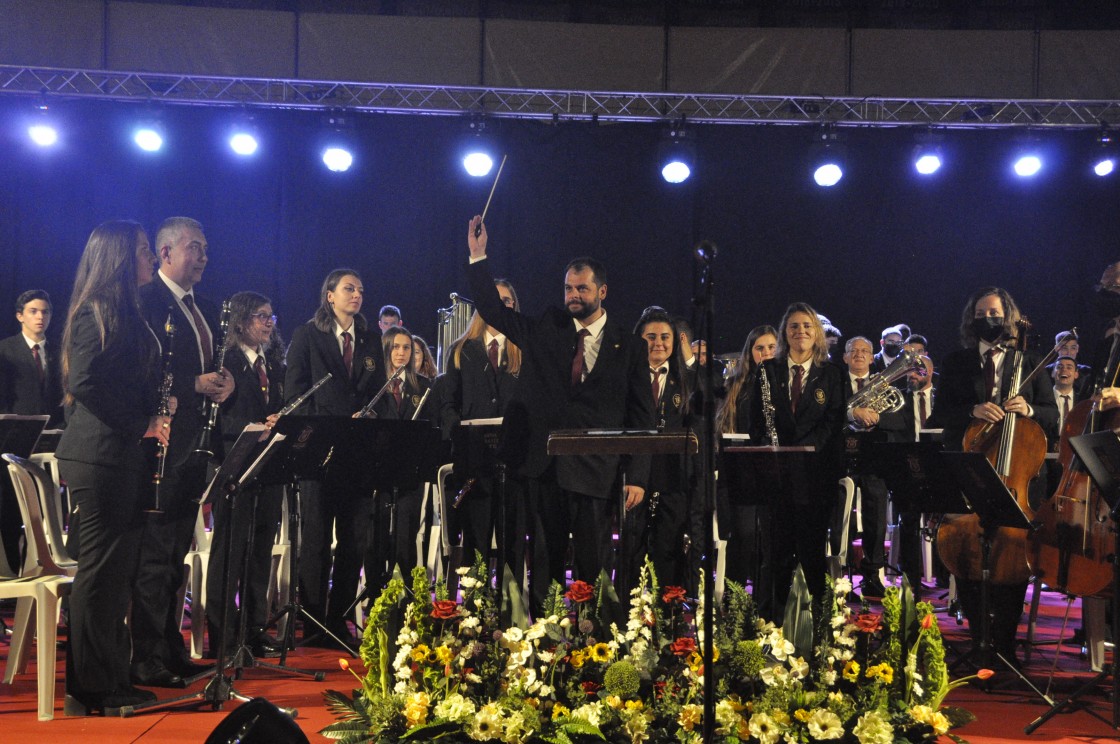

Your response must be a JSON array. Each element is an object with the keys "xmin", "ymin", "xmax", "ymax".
[{"xmin": 2, "ymin": 96, "xmax": 1117, "ymax": 368}]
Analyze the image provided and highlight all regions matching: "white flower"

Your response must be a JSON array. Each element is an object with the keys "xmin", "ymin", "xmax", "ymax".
[
  {"xmin": 806, "ymin": 708, "xmax": 844, "ymax": 740},
  {"xmin": 748, "ymin": 712, "xmax": 781, "ymax": 744},
  {"xmin": 503, "ymin": 627, "xmax": 524, "ymax": 643},
  {"xmin": 465, "ymin": 672, "xmax": 482, "ymax": 683},
  {"xmin": 821, "ymin": 669, "xmax": 838, "ymax": 686},
  {"xmin": 760, "ymin": 664, "xmax": 790, "ymax": 686},
  {"xmin": 834, "ymin": 576, "xmax": 852, "ymax": 596},
  {"xmin": 538, "ymin": 650, "xmax": 555, "ymax": 663},
  {"xmin": 714, "ymin": 699, "xmax": 741, "ymax": 734},
  {"xmin": 852, "ymin": 710, "xmax": 893, "ymax": 744},
  {"xmin": 461, "ymin": 616, "xmax": 480, "ymax": 630},
  {"xmin": 455, "ymin": 566, "xmax": 471, "ymax": 575},
  {"xmin": 559, "ymin": 617, "xmax": 572, "ymax": 629},
  {"xmin": 470, "ymin": 702, "xmax": 503, "ymax": 741},
  {"xmin": 770, "ymin": 638, "xmax": 796, "ymax": 661},
  {"xmin": 571, "ymin": 701, "xmax": 605, "ymax": 728},
  {"xmin": 525, "ymin": 623, "xmax": 546, "ymax": 641},
  {"xmin": 460, "ymin": 575, "xmax": 481, "ymax": 589},
  {"xmin": 831, "ymin": 614, "xmax": 846, "ymax": 628},
  {"xmin": 788, "ymin": 656, "xmax": 810, "ymax": 679},
  {"xmin": 433, "ymin": 692, "xmax": 476, "ymax": 723}
]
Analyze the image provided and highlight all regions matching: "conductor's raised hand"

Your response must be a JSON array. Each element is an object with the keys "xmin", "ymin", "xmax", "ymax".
[{"xmin": 468, "ymin": 215, "xmax": 487, "ymax": 259}]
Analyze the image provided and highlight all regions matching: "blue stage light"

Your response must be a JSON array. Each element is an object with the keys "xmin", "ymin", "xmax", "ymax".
[
  {"xmin": 229, "ymin": 131, "xmax": 259, "ymax": 156},
  {"xmin": 661, "ymin": 160, "xmax": 691, "ymax": 184},
  {"xmin": 1095, "ymin": 157, "xmax": 1116, "ymax": 177},
  {"xmin": 814, "ymin": 162, "xmax": 843, "ymax": 187},
  {"xmin": 134, "ymin": 127, "xmax": 163, "ymax": 152},
  {"xmin": 914, "ymin": 153, "xmax": 942, "ymax": 175},
  {"xmin": 28, "ymin": 123, "xmax": 58, "ymax": 147},
  {"xmin": 462, "ymin": 152, "xmax": 494, "ymax": 177},
  {"xmin": 322, "ymin": 146, "xmax": 354, "ymax": 172},
  {"xmin": 1013, "ymin": 154, "xmax": 1042, "ymax": 177}
]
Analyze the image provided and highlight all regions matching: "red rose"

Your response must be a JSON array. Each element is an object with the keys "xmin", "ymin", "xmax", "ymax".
[
  {"xmin": 430, "ymin": 600, "xmax": 459, "ymax": 620},
  {"xmin": 581, "ymin": 680, "xmax": 601, "ymax": 695},
  {"xmin": 670, "ymin": 637, "xmax": 697, "ymax": 657},
  {"xmin": 662, "ymin": 586, "xmax": 687, "ymax": 604},
  {"xmin": 855, "ymin": 613, "xmax": 882, "ymax": 634},
  {"xmin": 565, "ymin": 580, "xmax": 595, "ymax": 604}
]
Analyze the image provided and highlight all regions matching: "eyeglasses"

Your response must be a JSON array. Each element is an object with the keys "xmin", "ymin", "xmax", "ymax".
[{"xmin": 250, "ymin": 313, "xmax": 277, "ymax": 325}]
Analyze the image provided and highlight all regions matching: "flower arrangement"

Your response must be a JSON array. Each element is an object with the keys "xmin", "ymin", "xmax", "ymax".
[{"xmin": 322, "ymin": 555, "xmax": 979, "ymax": 743}]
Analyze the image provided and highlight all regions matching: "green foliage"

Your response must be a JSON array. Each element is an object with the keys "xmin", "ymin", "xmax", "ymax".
[
  {"xmin": 782, "ymin": 565, "xmax": 813, "ymax": 658},
  {"xmin": 603, "ymin": 660, "xmax": 641, "ymax": 697}
]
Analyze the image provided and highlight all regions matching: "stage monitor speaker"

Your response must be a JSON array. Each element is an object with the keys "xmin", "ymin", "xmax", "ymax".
[{"xmin": 203, "ymin": 697, "xmax": 309, "ymax": 744}]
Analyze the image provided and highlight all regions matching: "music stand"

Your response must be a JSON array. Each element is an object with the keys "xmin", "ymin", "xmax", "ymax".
[
  {"xmin": 546, "ymin": 429, "xmax": 698, "ymax": 601},
  {"xmin": 0, "ymin": 414, "xmax": 49, "ymax": 459},
  {"xmin": 339, "ymin": 419, "xmax": 443, "ymax": 620},
  {"xmin": 452, "ymin": 419, "xmax": 512, "ymax": 617},
  {"xmin": 1025, "ymin": 429, "xmax": 1120, "ymax": 733},
  {"xmin": 721, "ymin": 444, "xmax": 817, "ymax": 617},
  {"xmin": 121, "ymin": 423, "xmax": 311, "ymax": 717}
]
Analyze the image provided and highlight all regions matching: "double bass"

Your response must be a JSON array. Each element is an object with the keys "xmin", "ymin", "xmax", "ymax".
[
  {"xmin": 1028, "ymin": 334, "xmax": 1120, "ymax": 597},
  {"xmin": 937, "ymin": 319, "xmax": 1048, "ymax": 585}
]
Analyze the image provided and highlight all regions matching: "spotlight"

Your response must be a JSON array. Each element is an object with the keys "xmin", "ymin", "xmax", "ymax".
[
  {"xmin": 809, "ymin": 127, "xmax": 845, "ymax": 187},
  {"xmin": 322, "ymin": 146, "xmax": 354, "ymax": 173},
  {"xmin": 1092, "ymin": 127, "xmax": 1116, "ymax": 177},
  {"xmin": 229, "ymin": 131, "xmax": 259, "ymax": 156},
  {"xmin": 27, "ymin": 100, "xmax": 58, "ymax": 147},
  {"xmin": 1013, "ymin": 154, "xmax": 1042, "ymax": 177},
  {"xmin": 461, "ymin": 118, "xmax": 496, "ymax": 177},
  {"xmin": 658, "ymin": 122, "xmax": 695, "ymax": 184},
  {"xmin": 133, "ymin": 126, "xmax": 164, "ymax": 153}
]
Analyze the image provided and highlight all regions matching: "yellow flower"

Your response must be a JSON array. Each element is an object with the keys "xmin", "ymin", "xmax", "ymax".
[
  {"xmin": 403, "ymin": 690, "xmax": 430, "ymax": 728},
  {"xmin": 910, "ymin": 705, "xmax": 950, "ymax": 736},
  {"xmin": 794, "ymin": 708, "xmax": 811, "ymax": 722},
  {"xmin": 606, "ymin": 695, "xmax": 623, "ymax": 709},
  {"xmin": 552, "ymin": 704, "xmax": 570, "ymax": 720},
  {"xmin": 866, "ymin": 663, "xmax": 894, "ymax": 684},
  {"xmin": 842, "ymin": 660, "xmax": 860, "ymax": 682},
  {"xmin": 570, "ymin": 650, "xmax": 585, "ymax": 669},
  {"xmin": 410, "ymin": 644, "xmax": 430, "ymax": 663},
  {"xmin": 771, "ymin": 709, "xmax": 791, "ymax": 726},
  {"xmin": 625, "ymin": 699, "xmax": 645, "ymax": 711},
  {"xmin": 435, "ymin": 645, "xmax": 454, "ymax": 665},
  {"xmin": 687, "ymin": 651, "xmax": 703, "ymax": 672},
  {"xmin": 678, "ymin": 704, "xmax": 703, "ymax": 731},
  {"xmin": 590, "ymin": 642, "xmax": 613, "ymax": 663}
]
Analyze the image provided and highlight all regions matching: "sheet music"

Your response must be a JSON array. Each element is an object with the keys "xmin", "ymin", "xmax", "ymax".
[
  {"xmin": 460, "ymin": 417, "xmax": 503, "ymax": 426},
  {"xmin": 241, "ymin": 431, "xmax": 287, "ymax": 487},
  {"xmin": 199, "ymin": 423, "xmax": 270, "ymax": 503},
  {"xmin": 721, "ymin": 433, "xmax": 751, "ymax": 442}
]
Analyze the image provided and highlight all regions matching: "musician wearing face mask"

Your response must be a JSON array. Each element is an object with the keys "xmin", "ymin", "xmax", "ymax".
[
  {"xmin": 872, "ymin": 326, "xmax": 905, "ymax": 374},
  {"xmin": 936, "ymin": 287, "xmax": 1057, "ymax": 666}
]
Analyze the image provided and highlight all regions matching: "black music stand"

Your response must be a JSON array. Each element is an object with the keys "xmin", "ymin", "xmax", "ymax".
[
  {"xmin": 452, "ymin": 419, "xmax": 513, "ymax": 619},
  {"xmin": 937, "ymin": 451, "xmax": 1052, "ymax": 703},
  {"xmin": 721, "ymin": 444, "xmax": 817, "ymax": 618},
  {"xmin": 0, "ymin": 414, "xmax": 49, "ymax": 459},
  {"xmin": 121, "ymin": 423, "xmax": 310, "ymax": 718},
  {"xmin": 340, "ymin": 419, "xmax": 443, "ymax": 621},
  {"xmin": 1026, "ymin": 429, "xmax": 1120, "ymax": 733}
]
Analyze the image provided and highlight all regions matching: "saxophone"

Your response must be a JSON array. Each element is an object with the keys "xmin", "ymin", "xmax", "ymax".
[
  {"xmin": 192, "ymin": 299, "xmax": 232, "ymax": 460},
  {"xmin": 759, "ymin": 364, "xmax": 779, "ymax": 446},
  {"xmin": 149, "ymin": 310, "xmax": 176, "ymax": 513}
]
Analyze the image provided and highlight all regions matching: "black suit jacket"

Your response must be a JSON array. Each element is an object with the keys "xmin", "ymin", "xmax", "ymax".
[
  {"xmin": 467, "ymin": 258, "xmax": 653, "ymax": 498},
  {"xmin": 219, "ymin": 347, "xmax": 285, "ymax": 447},
  {"xmin": 284, "ymin": 320, "xmax": 380, "ymax": 417},
  {"xmin": 55, "ymin": 307, "xmax": 159, "ymax": 471},
  {"xmin": 937, "ymin": 346, "xmax": 1058, "ymax": 451},
  {"xmin": 0, "ymin": 333, "xmax": 63, "ymax": 425},
  {"xmin": 139, "ymin": 277, "xmax": 221, "ymax": 468},
  {"xmin": 749, "ymin": 357, "xmax": 848, "ymax": 483},
  {"xmin": 367, "ymin": 374, "xmax": 434, "ymax": 422},
  {"xmin": 439, "ymin": 337, "xmax": 520, "ymax": 437},
  {"xmin": 649, "ymin": 364, "xmax": 696, "ymax": 493}
]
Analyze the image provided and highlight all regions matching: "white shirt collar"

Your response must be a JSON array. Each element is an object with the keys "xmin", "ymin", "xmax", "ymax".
[
  {"xmin": 334, "ymin": 319, "xmax": 355, "ymax": 338},
  {"xmin": 484, "ymin": 330, "xmax": 506, "ymax": 346},
  {"xmin": 158, "ymin": 269, "xmax": 193, "ymax": 301},
  {"xmin": 20, "ymin": 333, "xmax": 45, "ymax": 350},
  {"xmin": 241, "ymin": 343, "xmax": 264, "ymax": 366},
  {"xmin": 574, "ymin": 311, "xmax": 608, "ymax": 339}
]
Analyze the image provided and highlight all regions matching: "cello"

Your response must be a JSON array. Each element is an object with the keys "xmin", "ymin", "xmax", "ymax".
[
  {"xmin": 937, "ymin": 318, "xmax": 1049, "ymax": 585},
  {"xmin": 1028, "ymin": 334, "xmax": 1120, "ymax": 597}
]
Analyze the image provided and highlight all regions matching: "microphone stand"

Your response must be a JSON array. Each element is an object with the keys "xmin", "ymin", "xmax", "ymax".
[{"xmin": 692, "ymin": 240, "xmax": 718, "ymax": 743}]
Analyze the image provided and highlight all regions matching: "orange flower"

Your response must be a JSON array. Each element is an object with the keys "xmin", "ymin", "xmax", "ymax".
[
  {"xmin": 855, "ymin": 613, "xmax": 882, "ymax": 633},
  {"xmin": 430, "ymin": 600, "xmax": 459, "ymax": 620},
  {"xmin": 977, "ymin": 668, "xmax": 994, "ymax": 680},
  {"xmin": 662, "ymin": 586, "xmax": 687, "ymax": 604},
  {"xmin": 565, "ymin": 580, "xmax": 595, "ymax": 603},
  {"xmin": 338, "ymin": 658, "xmax": 350, "ymax": 671},
  {"xmin": 670, "ymin": 637, "xmax": 697, "ymax": 657},
  {"xmin": 921, "ymin": 613, "xmax": 936, "ymax": 630}
]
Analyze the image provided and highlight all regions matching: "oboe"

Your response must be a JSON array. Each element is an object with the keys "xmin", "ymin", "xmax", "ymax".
[
  {"xmin": 193, "ymin": 299, "xmax": 231, "ymax": 460},
  {"xmin": 149, "ymin": 310, "xmax": 176, "ymax": 513},
  {"xmin": 277, "ymin": 372, "xmax": 333, "ymax": 416},
  {"xmin": 759, "ymin": 365, "xmax": 779, "ymax": 446}
]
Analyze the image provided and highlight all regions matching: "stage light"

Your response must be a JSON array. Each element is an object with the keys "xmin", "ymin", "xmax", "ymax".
[
  {"xmin": 1091, "ymin": 127, "xmax": 1116, "ymax": 177},
  {"xmin": 28, "ymin": 123, "xmax": 58, "ymax": 147},
  {"xmin": 1013, "ymin": 154, "xmax": 1042, "ymax": 177},
  {"xmin": 911, "ymin": 131, "xmax": 944, "ymax": 176},
  {"xmin": 808, "ymin": 127, "xmax": 845, "ymax": 187},
  {"xmin": 229, "ymin": 131, "xmax": 259, "ymax": 156},
  {"xmin": 658, "ymin": 122, "xmax": 695, "ymax": 184},
  {"xmin": 133, "ymin": 126, "xmax": 163, "ymax": 152},
  {"xmin": 461, "ymin": 117, "xmax": 496, "ymax": 177},
  {"xmin": 1095, "ymin": 158, "xmax": 1116, "ymax": 177},
  {"xmin": 322, "ymin": 146, "xmax": 354, "ymax": 172}
]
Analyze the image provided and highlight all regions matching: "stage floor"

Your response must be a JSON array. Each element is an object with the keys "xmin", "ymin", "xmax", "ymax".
[{"xmin": 0, "ymin": 580, "xmax": 1118, "ymax": 742}]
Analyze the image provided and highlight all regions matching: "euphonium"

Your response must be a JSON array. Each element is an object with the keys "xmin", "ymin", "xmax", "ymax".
[{"xmin": 847, "ymin": 348, "xmax": 925, "ymax": 420}]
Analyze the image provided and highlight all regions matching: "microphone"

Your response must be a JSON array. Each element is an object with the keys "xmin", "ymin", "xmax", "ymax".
[{"xmin": 694, "ymin": 240, "xmax": 718, "ymax": 263}]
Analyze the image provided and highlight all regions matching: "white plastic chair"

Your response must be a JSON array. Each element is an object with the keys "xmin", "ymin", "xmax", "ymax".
[
  {"xmin": 265, "ymin": 489, "xmax": 292, "ymax": 639},
  {"xmin": 2, "ymin": 454, "xmax": 75, "ymax": 720},
  {"xmin": 180, "ymin": 504, "xmax": 213, "ymax": 659}
]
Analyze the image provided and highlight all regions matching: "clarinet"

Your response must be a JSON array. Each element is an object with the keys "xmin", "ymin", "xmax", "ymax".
[
  {"xmin": 149, "ymin": 311, "xmax": 176, "ymax": 513},
  {"xmin": 192, "ymin": 299, "xmax": 232, "ymax": 460},
  {"xmin": 759, "ymin": 364, "xmax": 779, "ymax": 446}
]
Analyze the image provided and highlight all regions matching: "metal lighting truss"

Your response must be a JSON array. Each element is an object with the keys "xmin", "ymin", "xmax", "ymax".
[{"xmin": 2, "ymin": 64, "xmax": 1119, "ymax": 129}]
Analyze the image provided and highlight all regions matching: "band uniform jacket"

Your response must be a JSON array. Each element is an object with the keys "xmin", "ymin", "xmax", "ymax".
[
  {"xmin": 219, "ymin": 347, "xmax": 284, "ymax": 448},
  {"xmin": 54, "ymin": 307, "xmax": 160, "ymax": 471},
  {"xmin": 936, "ymin": 347, "xmax": 1058, "ymax": 452},
  {"xmin": 138, "ymin": 278, "xmax": 221, "ymax": 468},
  {"xmin": 748, "ymin": 356, "xmax": 848, "ymax": 489},
  {"xmin": 284, "ymin": 321, "xmax": 380, "ymax": 416},
  {"xmin": 648, "ymin": 364, "xmax": 697, "ymax": 495},
  {"xmin": 439, "ymin": 337, "xmax": 520, "ymax": 436},
  {"xmin": 367, "ymin": 374, "xmax": 434, "ymax": 422},
  {"xmin": 0, "ymin": 332, "xmax": 64, "ymax": 425},
  {"xmin": 467, "ymin": 258, "xmax": 653, "ymax": 499}
]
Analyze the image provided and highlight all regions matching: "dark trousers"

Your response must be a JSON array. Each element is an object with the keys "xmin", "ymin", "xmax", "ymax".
[
  {"xmin": 130, "ymin": 461, "xmax": 206, "ymax": 674},
  {"xmin": 897, "ymin": 510, "xmax": 924, "ymax": 591},
  {"xmin": 957, "ymin": 576, "xmax": 1027, "ymax": 658},
  {"xmin": 647, "ymin": 489, "xmax": 699, "ymax": 595},
  {"xmin": 58, "ymin": 460, "xmax": 145, "ymax": 695},
  {"xmin": 856, "ymin": 475, "xmax": 889, "ymax": 577},
  {"xmin": 366, "ymin": 485, "xmax": 424, "ymax": 592},
  {"xmin": 206, "ymin": 484, "xmax": 283, "ymax": 653},
  {"xmin": 724, "ymin": 499, "xmax": 769, "ymax": 592},
  {"xmin": 759, "ymin": 476, "xmax": 832, "ymax": 621},
  {"xmin": 527, "ymin": 478, "xmax": 612, "ymax": 611},
  {"xmin": 453, "ymin": 475, "xmax": 525, "ymax": 581}
]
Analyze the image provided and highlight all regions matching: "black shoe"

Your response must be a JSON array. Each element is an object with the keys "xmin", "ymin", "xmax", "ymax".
[
  {"xmin": 65, "ymin": 686, "xmax": 158, "ymax": 716},
  {"xmin": 130, "ymin": 665, "xmax": 185, "ymax": 688},
  {"xmin": 860, "ymin": 578, "xmax": 887, "ymax": 598},
  {"xmin": 248, "ymin": 629, "xmax": 283, "ymax": 658},
  {"xmin": 166, "ymin": 658, "xmax": 212, "ymax": 679}
]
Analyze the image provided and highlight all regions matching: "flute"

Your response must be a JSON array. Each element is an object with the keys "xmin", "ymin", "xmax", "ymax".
[{"xmin": 277, "ymin": 372, "xmax": 333, "ymax": 416}]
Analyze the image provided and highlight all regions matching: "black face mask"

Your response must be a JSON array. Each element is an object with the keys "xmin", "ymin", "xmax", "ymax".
[
  {"xmin": 1094, "ymin": 287, "xmax": 1120, "ymax": 319},
  {"xmin": 970, "ymin": 316, "xmax": 1005, "ymax": 344},
  {"xmin": 882, "ymin": 343, "xmax": 902, "ymax": 358}
]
